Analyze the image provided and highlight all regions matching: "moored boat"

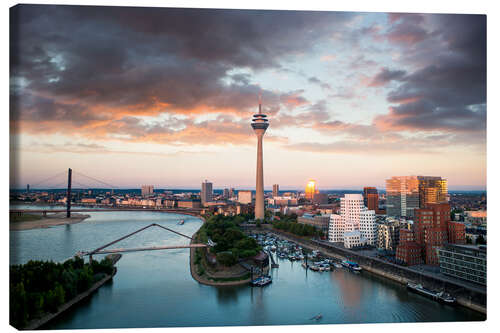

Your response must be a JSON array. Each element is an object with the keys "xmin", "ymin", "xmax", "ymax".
[
  {"xmin": 407, "ymin": 282, "xmax": 456, "ymax": 305},
  {"xmin": 437, "ymin": 291, "xmax": 457, "ymax": 304},
  {"xmin": 251, "ymin": 275, "xmax": 272, "ymax": 287},
  {"xmin": 309, "ymin": 265, "xmax": 320, "ymax": 272},
  {"xmin": 341, "ymin": 260, "xmax": 362, "ymax": 271}
]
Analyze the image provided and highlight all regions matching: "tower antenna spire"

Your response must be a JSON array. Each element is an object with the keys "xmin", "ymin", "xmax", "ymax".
[{"xmin": 258, "ymin": 93, "xmax": 262, "ymax": 114}]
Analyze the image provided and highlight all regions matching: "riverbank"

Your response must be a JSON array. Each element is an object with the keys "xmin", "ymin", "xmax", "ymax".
[
  {"xmin": 249, "ymin": 226, "xmax": 486, "ymax": 316},
  {"xmin": 22, "ymin": 254, "xmax": 122, "ymax": 330},
  {"xmin": 189, "ymin": 231, "xmax": 252, "ymax": 287},
  {"xmin": 10, "ymin": 213, "xmax": 90, "ymax": 231}
]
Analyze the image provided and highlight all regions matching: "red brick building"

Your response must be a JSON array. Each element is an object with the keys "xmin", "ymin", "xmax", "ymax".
[
  {"xmin": 414, "ymin": 203, "xmax": 450, "ymax": 265},
  {"xmin": 395, "ymin": 203, "xmax": 466, "ymax": 266},
  {"xmin": 395, "ymin": 229, "xmax": 423, "ymax": 266},
  {"xmin": 448, "ymin": 221, "xmax": 466, "ymax": 244},
  {"xmin": 363, "ymin": 187, "xmax": 379, "ymax": 211},
  {"xmin": 424, "ymin": 228, "xmax": 448, "ymax": 265}
]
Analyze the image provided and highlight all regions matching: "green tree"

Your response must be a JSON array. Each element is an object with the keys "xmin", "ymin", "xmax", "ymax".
[
  {"xmin": 216, "ymin": 252, "xmax": 237, "ymax": 266},
  {"xmin": 10, "ymin": 282, "xmax": 28, "ymax": 327}
]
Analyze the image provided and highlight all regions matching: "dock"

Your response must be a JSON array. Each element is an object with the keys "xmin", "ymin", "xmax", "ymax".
[{"xmin": 267, "ymin": 250, "xmax": 279, "ymax": 268}]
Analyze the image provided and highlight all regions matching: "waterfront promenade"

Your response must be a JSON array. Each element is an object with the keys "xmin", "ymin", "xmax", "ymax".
[{"xmin": 247, "ymin": 225, "xmax": 486, "ymax": 314}]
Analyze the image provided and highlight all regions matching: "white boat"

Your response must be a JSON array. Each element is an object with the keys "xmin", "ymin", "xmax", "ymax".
[{"xmin": 251, "ymin": 275, "xmax": 272, "ymax": 287}]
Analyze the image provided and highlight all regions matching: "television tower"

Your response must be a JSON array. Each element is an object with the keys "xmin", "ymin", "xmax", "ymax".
[{"xmin": 251, "ymin": 94, "xmax": 269, "ymax": 220}]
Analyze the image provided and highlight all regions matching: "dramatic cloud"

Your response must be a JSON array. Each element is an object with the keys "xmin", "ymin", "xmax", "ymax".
[
  {"xmin": 369, "ymin": 67, "xmax": 407, "ymax": 87},
  {"xmin": 10, "ymin": 5, "xmax": 357, "ymax": 144},
  {"xmin": 386, "ymin": 13, "xmax": 429, "ymax": 45},
  {"xmin": 9, "ymin": 6, "xmax": 486, "ymax": 160},
  {"xmin": 374, "ymin": 14, "xmax": 486, "ymax": 135}
]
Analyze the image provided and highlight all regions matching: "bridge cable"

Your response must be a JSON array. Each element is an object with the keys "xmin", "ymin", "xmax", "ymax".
[
  {"xmin": 73, "ymin": 171, "xmax": 117, "ymax": 189},
  {"xmin": 29, "ymin": 171, "xmax": 67, "ymax": 188}
]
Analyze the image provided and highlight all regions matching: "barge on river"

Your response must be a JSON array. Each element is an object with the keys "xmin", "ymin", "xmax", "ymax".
[{"xmin": 406, "ymin": 282, "xmax": 456, "ymax": 305}]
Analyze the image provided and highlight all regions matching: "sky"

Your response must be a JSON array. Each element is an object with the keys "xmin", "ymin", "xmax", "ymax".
[{"xmin": 9, "ymin": 5, "xmax": 486, "ymax": 190}]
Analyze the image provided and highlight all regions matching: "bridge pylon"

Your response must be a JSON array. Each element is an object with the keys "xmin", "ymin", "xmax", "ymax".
[{"xmin": 67, "ymin": 168, "xmax": 72, "ymax": 218}]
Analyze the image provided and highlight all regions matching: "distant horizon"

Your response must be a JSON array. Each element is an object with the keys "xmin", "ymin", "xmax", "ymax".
[{"xmin": 11, "ymin": 186, "xmax": 487, "ymax": 192}]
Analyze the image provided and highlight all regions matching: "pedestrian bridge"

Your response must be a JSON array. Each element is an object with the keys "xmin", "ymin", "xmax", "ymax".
[{"xmin": 76, "ymin": 223, "xmax": 209, "ymax": 261}]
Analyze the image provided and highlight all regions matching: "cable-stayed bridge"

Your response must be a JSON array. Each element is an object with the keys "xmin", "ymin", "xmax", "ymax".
[
  {"xmin": 24, "ymin": 169, "xmax": 117, "ymax": 192},
  {"xmin": 12, "ymin": 168, "xmax": 203, "ymax": 218}
]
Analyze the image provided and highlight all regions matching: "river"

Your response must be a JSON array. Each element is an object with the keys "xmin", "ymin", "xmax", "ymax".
[{"xmin": 9, "ymin": 207, "xmax": 485, "ymax": 328}]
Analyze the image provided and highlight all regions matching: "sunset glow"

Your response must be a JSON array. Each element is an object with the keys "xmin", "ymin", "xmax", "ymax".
[{"xmin": 9, "ymin": 6, "xmax": 486, "ymax": 190}]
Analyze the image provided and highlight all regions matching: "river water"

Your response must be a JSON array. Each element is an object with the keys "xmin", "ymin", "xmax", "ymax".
[{"xmin": 9, "ymin": 207, "xmax": 485, "ymax": 328}]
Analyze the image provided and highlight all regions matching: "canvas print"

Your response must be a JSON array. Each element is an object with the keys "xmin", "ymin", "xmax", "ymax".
[{"xmin": 9, "ymin": 4, "xmax": 486, "ymax": 330}]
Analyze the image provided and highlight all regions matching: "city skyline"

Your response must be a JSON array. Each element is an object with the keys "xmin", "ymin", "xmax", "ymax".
[{"xmin": 10, "ymin": 6, "xmax": 486, "ymax": 190}]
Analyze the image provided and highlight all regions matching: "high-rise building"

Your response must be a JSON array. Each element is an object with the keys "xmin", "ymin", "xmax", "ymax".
[
  {"xmin": 223, "ymin": 188, "xmax": 229, "ymax": 199},
  {"xmin": 414, "ymin": 203, "xmax": 450, "ymax": 265},
  {"xmin": 395, "ymin": 202, "xmax": 465, "ymax": 266},
  {"xmin": 386, "ymin": 176, "xmax": 419, "ymax": 218},
  {"xmin": 363, "ymin": 187, "xmax": 379, "ymax": 211},
  {"xmin": 141, "ymin": 185, "xmax": 154, "ymax": 197},
  {"xmin": 272, "ymin": 184, "xmax": 279, "ymax": 198},
  {"xmin": 201, "ymin": 180, "xmax": 213, "ymax": 204},
  {"xmin": 251, "ymin": 95, "xmax": 269, "ymax": 220},
  {"xmin": 238, "ymin": 190, "xmax": 252, "ymax": 204},
  {"xmin": 229, "ymin": 188, "xmax": 235, "ymax": 198},
  {"xmin": 328, "ymin": 194, "xmax": 376, "ymax": 248},
  {"xmin": 341, "ymin": 194, "xmax": 364, "ymax": 230},
  {"xmin": 305, "ymin": 179, "xmax": 318, "ymax": 200},
  {"xmin": 418, "ymin": 177, "xmax": 448, "ymax": 206},
  {"xmin": 386, "ymin": 176, "xmax": 448, "ymax": 218}
]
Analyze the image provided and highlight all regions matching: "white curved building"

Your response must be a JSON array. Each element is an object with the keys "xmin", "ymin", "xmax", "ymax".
[{"xmin": 328, "ymin": 193, "xmax": 377, "ymax": 248}]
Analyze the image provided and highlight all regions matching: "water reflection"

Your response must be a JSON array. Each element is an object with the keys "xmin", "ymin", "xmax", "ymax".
[
  {"xmin": 215, "ymin": 286, "xmax": 241, "ymax": 305},
  {"xmin": 331, "ymin": 270, "xmax": 362, "ymax": 308}
]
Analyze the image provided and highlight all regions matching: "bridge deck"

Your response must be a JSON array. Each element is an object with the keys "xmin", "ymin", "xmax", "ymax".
[{"xmin": 80, "ymin": 244, "xmax": 207, "ymax": 255}]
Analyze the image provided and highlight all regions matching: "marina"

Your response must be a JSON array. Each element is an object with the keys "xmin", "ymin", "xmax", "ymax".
[
  {"xmin": 251, "ymin": 232, "xmax": 362, "ymax": 275},
  {"xmin": 250, "ymin": 232, "xmax": 465, "ymax": 308}
]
